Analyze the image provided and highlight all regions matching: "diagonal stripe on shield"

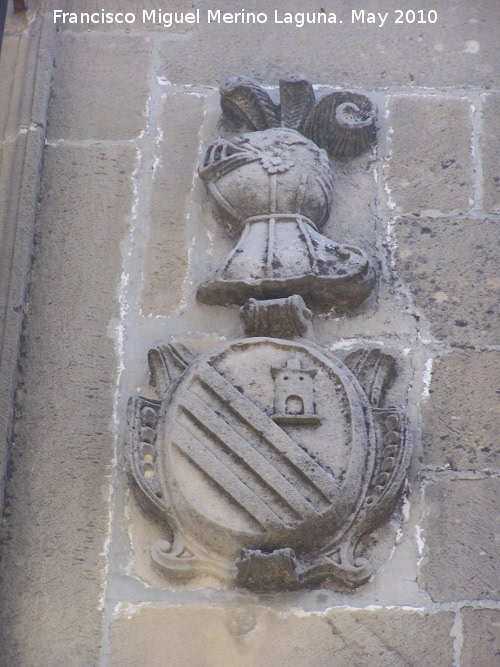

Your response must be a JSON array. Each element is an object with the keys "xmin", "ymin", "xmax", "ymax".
[{"xmin": 171, "ymin": 362, "xmax": 338, "ymax": 532}]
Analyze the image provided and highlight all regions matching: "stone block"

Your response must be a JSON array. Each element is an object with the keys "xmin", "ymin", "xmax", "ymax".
[
  {"xmin": 418, "ymin": 478, "xmax": 500, "ymax": 602},
  {"xmin": 396, "ymin": 217, "xmax": 498, "ymax": 345},
  {"xmin": 482, "ymin": 93, "xmax": 500, "ymax": 214},
  {"xmin": 156, "ymin": 0, "xmax": 499, "ymax": 89},
  {"xmin": 46, "ymin": 33, "xmax": 150, "ymax": 141},
  {"xmin": 385, "ymin": 96, "xmax": 473, "ymax": 214},
  {"xmin": 59, "ymin": 0, "xmax": 196, "ymax": 33},
  {"xmin": 421, "ymin": 350, "xmax": 500, "ymax": 470},
  {"xmin": 0, "ymin": 144, "xmax": 135, "ymax": 665},
  {"xmin": 142, "ymin": 92, "xmax": 205, "ymax": 316},
  {"xmin": 323, "ymin": 153, "xmax": 378, "ymax": 253},
  {"xmin": 0, "ymin": 139, "xmax": 17, "ymax": 249},
  {"xmin": 109, "ymin": 604, "xmax": 454, "ymax": 667},
  {"xmin": 0, "ymin": 127, "xmax": 45, "ymax": 355},
  {"xmin": 0, "ymin": 34, "xmax": 27, "ymax": 140},
  {"xmin": 461, "ymin": 608, "xmax": 500, "ymax": 667}
]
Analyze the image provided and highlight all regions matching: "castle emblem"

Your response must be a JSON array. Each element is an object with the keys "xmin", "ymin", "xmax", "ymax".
[{"xmin": 271, "ymin": 358, "xmax": 320, "ymax": 425}]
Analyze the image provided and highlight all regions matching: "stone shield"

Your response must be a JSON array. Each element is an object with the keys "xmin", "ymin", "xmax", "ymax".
[{"xmin": 157, "ymin": 338, "xmax": 376, "ymax": 560}]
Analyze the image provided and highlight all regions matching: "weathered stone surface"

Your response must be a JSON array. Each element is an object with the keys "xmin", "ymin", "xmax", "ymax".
[
  {"xmin": 109, "ymin": 604, "xmax": 454, "ymax": 667},
  {"xmin": 324, "ymin": 153, "xmax": 378, "ymax": 252},
  {"xmin": 142, "ymin": 92, "xmax": 205, "ymax": 316},
  {"xmin": 0, "ymin": 144, "xmax": 134, "ymax": 665},
  {"xmin": 134, "ymin": 81, "xmax": 402, "ymax": 593},
  {"xmin": 396, "ymin": 217, "xmax": 499, "ymax": 345},
  {"xmin": 0, "ymin": 127, "xmax": 45, "ymax": 360},
  {"xmin": 47, "ymin": 33, "xmax": 150, "ymax": 140},
  {"xmin": 0, "ymin": 19, "xmax": 46, "ymax": 142},
  {"xmin": 1, "ymin": 0, "xmax": 498, "ymax": 660},
  {"xmin": 0, "ymin": 34, "xmax": 30, "ymax": 140},
  {"xmin": 482, "ymin": 93, "xmax": 500, "ymax": 214},
  {"xmin": 0, "ymin": 139, "xmax": 17, "ymax": 253},
  {"xmin": 422, "ymin": 350, "xmax": 500, "ymax": 470},
  {"xmin": 461, "ymin": 607, "xmax": 500, "ymax": 667},
  {"xmin": 156, "ymin": 0, "xmax": 499, "ymax": 89},
  {"xmin": 0, "ymin": 4, "xmax": 56, "ymax": 521},
  {"xmin": 385, "ymin": 96, "xmax": 473, "ymax": 214},
  {"xmin": 419, "ymin": 478, "xmax": 500, "ymax": 602}
]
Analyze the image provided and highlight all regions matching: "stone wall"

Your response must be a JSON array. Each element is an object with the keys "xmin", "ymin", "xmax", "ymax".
[{"xmin": 0, "ymin": 1, "xmax": 498, "ymax": 665}]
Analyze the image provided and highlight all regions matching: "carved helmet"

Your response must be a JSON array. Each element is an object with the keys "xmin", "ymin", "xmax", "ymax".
[{"xmin": 200, "ymin": 128, "xmax": 334, "ymax": 232}]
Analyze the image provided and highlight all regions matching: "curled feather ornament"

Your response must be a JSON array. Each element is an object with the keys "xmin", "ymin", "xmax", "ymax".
[
  {"xmin": 301, "ymin": 90, "xmax": 377, "ymax": 158},
  {"xmin": 220, "ymin": 75, "xmax": 280, "ymax": 130},
  {"xmin": 219, "ymin": 75, "xmax": 377, "ymax": 158},
  {"xmin": 279, "ymin": 74, "xmax": 316, "ymax": 131}
]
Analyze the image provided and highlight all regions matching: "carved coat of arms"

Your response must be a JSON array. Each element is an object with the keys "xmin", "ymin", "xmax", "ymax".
[{"xmin": 127, "ymin": 76, "xmax": 411, "ymax": 591}]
